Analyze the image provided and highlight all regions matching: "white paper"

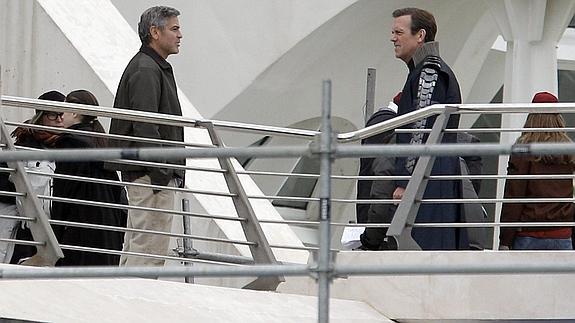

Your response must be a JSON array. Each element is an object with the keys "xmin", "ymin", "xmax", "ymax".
[{"xmin": 340, "ymin": 226, "xmax": 365, "ymax": 250}]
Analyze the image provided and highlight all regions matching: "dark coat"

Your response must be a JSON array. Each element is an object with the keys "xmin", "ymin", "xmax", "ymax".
[
  {"xmin": 107, "ymin": 45, "xmax": 185, "ymax": 186},
  {"xmin": 51, "ymin": 123, "xmax": 127, "ymax": 266},
  {"xmin": 356, "ymin": 108, "xmax": 397, "ymax": 250},
  {"xmin": 356, "ymin": 108, "xmax": 397, "ymax": 223},
  {"xmin": 395, "ymin": 42, "xmax": 467, "ymax": 250},
  {"xmin": 359, "ymin": 148, "xmax": 397, "ymax": 250}
]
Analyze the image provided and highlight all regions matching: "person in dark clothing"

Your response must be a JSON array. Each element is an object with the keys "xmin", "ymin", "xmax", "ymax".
[
  {"xmin": 106, "ymin": 6, "xmax": 185, "ymax": 267},
  {"xmin": 390, "ymin": 8, "xmax": 467, "ymax": 250},
  {"xmin": 356, "ymin": 95, "xmax": 400, "ymax": 224},
  {"xmin": 50, "ymin": 90, "xmax": 127, "ymax": 266},
  {"xmin": 356, "ymin": 92, "xmax": 399, "ymax": 250},
  {"xmin": 358, "ymin": 109, "xmax": 397, "ymax": 250},
  {"xmin": 3, "ymin": 90, "xmax": 66, "ymax": 264}
]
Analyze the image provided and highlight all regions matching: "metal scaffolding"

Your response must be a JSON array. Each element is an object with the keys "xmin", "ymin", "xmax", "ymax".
[{"xmin": 3, "ymin": 83, "xmax": 575, "ymax": 322}]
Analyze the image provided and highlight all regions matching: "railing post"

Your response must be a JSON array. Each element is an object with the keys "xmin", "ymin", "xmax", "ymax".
[
  {"xmin": 317, "ymin": 80, "xmax": 333, "ymax": 323},
  {"xmin": 181, "ymin": 198, "xmax": 197, "ymax": 283},
  {"xmin": 199, "ymin": 122, "xmax": 284, "ymax": 291},
  {"xmin": 364, "ymin": 68, "xmax": 376, "ymax": 124},
  {"xmin": 386, "ymin": 108, "xmax": 455, "ymax": 250},
  {"xmin": 0, "ymin": 119, "xmax": 63, "ymax": 265}
]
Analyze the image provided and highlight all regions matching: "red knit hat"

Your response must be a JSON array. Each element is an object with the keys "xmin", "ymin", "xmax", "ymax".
[
  {"xmin": 531, "ymin": 91, "xmax": 558, "ymax": 103},
  {"xmin": 393, "ymin": 92, "xmax": 402, "ymax": 105}
]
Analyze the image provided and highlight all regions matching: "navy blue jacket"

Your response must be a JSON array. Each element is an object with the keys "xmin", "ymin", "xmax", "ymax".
[{"xmin": 395, "ymin": 42, "xmax": 467, "ymax": 250}]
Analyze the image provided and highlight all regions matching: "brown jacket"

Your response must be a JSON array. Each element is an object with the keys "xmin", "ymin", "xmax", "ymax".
[{"xmin": 500, "ymin": 155, "xmax": 575, "ymax": 246}]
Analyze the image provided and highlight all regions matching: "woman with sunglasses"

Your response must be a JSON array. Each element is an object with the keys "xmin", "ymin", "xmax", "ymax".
[
  {"xmin": 50, "ymin": 89, "xmax": 127, "ymax": 266},
  {"xmin": 0, "ymin": 91, "xmax": 66, "ymax": 264}
]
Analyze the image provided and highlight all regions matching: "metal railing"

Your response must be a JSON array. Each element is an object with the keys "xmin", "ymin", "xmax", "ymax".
[
  {"xmin": 0, "ymin": 118, "xmax": 63, "ymax": 264},
  {"xmin": 3, "ymin": 86, "xmax": 575, "ymax": 322},
  {"xmin": 0, "ymin": 94, "xmax": 288, "ymax": 285}
]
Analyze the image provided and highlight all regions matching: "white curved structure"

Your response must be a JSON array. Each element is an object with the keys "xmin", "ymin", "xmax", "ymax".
[{"xmin": 3, "ymin": 1, "xmax": 575, "ymax": 136}]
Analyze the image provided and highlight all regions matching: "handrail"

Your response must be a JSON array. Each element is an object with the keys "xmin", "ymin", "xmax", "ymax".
[
  {"xmin": 49, "ymin": 219, "xmax": 256, "ymax": 246},
  {"xmin": 1, "ymin": 95, "xmax": 319, "ymax": 139},
  {"xmin": 56, "ymin": 244, "xmax": 243, "ymax": 267},
  {"xmin": 6, "ymin": 95, "xmax": 575, "ymax": 145},
  {"xmin": 336, "ymin": 105, "xmax": 445, "ymax": 142},
  {"xmin": 14, "ymin": 143, "xmax": 228, "ymax": 174},
  {"xmin": 3, "ymin": 94, "xmax": 434, "ymax": 141},
  {"xmin": 19, "ymin": 162, "xmax": 575, "ymax": 181},
  {"xmin": 26, "ymin": 170, "xmax": 233, "ymax": 197},
  {"xmin": 5, "ymin": 121, "xmax": 214, "ymax": 148},
  {"xmin": 398, "ymin": 127, "xmax": 575, "ymax": 133},
  {"xmin": 0, "ymin": 238, "xmax": 44, "ymax": 246},
  {"xmin": 4, "ymin": 142, "xmax": 575, "ymax": 163},
  {"xmin": 455, "ymin": 103, "xmax": 575, "ymax": 113}
]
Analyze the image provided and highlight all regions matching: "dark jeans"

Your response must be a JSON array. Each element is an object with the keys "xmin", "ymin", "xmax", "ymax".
[{"xmin": 513, "ymin": 236, "xmax": 572, "ymax": 250}]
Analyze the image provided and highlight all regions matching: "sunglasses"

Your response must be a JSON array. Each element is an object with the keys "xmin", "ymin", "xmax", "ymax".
[{"xmin": 43, "ymin": 112, "xmax": 64, "ymax": 121}]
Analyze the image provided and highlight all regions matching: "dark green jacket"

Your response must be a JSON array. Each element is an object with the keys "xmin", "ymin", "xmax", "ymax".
[{"xmin": 107, "ymin": 46, "xmax": 185, "ymax": 186}]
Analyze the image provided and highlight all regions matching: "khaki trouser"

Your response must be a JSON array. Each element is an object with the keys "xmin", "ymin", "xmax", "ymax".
[{"xmin": 120, "ymin": 175, "xmax": 176, "ymax": 267}]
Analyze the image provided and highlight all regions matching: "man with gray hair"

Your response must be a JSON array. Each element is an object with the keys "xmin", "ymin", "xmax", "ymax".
[{"xmin": 107, "ymin": 6, "xmax": 185, "ymax": 266}]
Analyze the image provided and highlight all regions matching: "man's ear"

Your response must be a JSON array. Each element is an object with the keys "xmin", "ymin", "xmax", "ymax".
[
  {"xmin": 150, "ymin": 25, "xmax": 160, "ymax": 40},
  {"xmin": 418, "ymin": 29, "xmax": 426, "ymax": 43}
]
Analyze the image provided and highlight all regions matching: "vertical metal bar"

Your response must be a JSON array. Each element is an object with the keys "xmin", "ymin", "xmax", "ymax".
[
  {"xmin": 493, "ymin": 183, "xmax": 503, "ymax": 250},
  {"xmin": 200, "ymin": 122, "xmax": 284, "ymax": 291},
  {"xmin": 386, "ymin": 108, "xmax": 454, "ymax": 250},
  {"xmin": 365, "ymin": 68, "xmax": 376, "ymax": 124},
  {"xmin": 181, "ymin": 198, "xmax": 195, "ymax": 284},
  {"xmin": 318, "ymin": 80, "xmax": 333, "ymax": 323}
]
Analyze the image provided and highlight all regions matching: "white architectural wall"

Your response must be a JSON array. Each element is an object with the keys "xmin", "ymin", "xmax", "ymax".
[
  {"xmin": 0, "ymin": 0, "xmax": 112, "ymax": 121},
  {"xmin": 110, "ymin": 0, "xmax": 358, "ymax": 120},
  {"xmin": 109, "ymin": 1, "xmax": 504, "ymax": 141},
  {"xmin": 214, "ymin": 0, "xmax": 499, "ymax": 148}
]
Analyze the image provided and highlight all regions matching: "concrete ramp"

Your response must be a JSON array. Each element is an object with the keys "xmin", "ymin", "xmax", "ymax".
[
  {"xmin": 0, "ymin": 268, "xmax": 390, "ymax": 322},
  {"xmin": 279, "ymin": 251, "xmax": 575, "ymax": 321}
]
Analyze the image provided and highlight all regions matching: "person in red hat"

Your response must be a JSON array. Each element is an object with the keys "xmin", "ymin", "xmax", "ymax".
[{"xmin": 500, "ymin": 91, "xmax": 575, "ymax": 250}]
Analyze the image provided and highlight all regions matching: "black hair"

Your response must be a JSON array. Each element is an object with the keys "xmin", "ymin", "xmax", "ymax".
[{"xmin": 65, "ymin": 90, "xmax": 107, "ymax": 148}]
